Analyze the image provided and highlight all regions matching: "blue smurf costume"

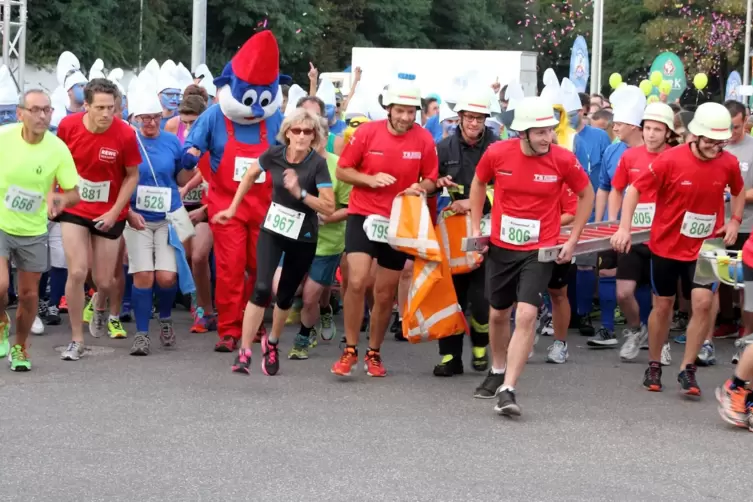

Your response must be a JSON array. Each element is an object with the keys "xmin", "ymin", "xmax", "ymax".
[{"xmin": 182, "ymin": 30, "xmax": 289, "ymax": 352}]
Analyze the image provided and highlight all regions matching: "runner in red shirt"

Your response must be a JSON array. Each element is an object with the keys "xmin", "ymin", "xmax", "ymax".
[
  {"xmin": 331, "ymin": 80, "xmax": 437, "ymax": 378},
  {"xmin": 608, "ymin": 103, "xmax": 676, "ymax": 362},
  {"xmin": 469, "ymin": 96, "xmax": 594, "ymax": 416},
  {"xmin": 611, "ymin": 102, "xmax": 745, "ymax": 397},
  {"xmin": 55, "ymin": 79, "xmax": 141, "ymax": 360}
]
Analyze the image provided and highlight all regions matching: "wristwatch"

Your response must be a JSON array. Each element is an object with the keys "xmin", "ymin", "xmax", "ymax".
[{"xmin": 300, "ymin": 189, "xmax": 308, "ymax": 200}]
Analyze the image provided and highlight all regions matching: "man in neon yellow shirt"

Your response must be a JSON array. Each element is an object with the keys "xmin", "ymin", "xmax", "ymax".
[{"xmin": 0, "ymin": 90, "xmax": 80, "ymax": 371}]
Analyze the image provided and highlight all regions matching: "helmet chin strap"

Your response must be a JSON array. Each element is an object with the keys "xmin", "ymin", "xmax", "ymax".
[
  {"xmin": 387, "ymin": 109, "xmax": 415, "ymax": 132},
  {"xmin": 524, "ymin": 130, "xmax": 549, "ymax": 156},
  {"xmin": 691, "ymin": 139, "xmax": 717, "ymax": 160}
]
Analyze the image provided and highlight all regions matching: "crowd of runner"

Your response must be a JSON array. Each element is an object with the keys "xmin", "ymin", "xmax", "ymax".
[{"xmin": 2, "ymin": 58, "xmax": 753, "ymax": 430}]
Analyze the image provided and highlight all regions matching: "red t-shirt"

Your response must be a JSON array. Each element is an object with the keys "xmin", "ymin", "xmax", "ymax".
[
  {"xmin": 611, "ymin": 145, "xmax": 666, "ymax": 203},
  {"xmin": 338, "ymin": 120, "xmax": 438, "ymax": 218},
  {"xmin": 57, "ymin": 113, "xmax": 142, "ymax": 221},
  {"xmin": 476, "ymin": 139, "xmax": 589, "ymax": 251},
  {"xmin": 633, "ymin": 144, "xmax": 744, "ymax": 261},
  {"xmin": 559, "ymin": 186, "xmax": 577, "ymax": 215}
]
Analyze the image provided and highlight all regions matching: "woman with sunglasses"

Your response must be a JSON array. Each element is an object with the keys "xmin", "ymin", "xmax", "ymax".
[
  {"xmin": 212, "ymin": 107, "xmax": 335, "ymax": 376},
  {"xmin": 124, "ymin": 88, "xmax": 196, "ymax": 356}
]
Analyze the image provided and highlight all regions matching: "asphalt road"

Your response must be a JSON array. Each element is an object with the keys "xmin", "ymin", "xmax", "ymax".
[{"xmin": 0, "ymin": 311, "xmax": 748, "ymax": 502}]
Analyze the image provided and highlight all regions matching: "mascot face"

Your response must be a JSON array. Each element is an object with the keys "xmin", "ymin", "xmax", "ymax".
[
  {"xmin": 216, "ymin": 66, "xmax": 281, "ymax": 125},
  {"xmin": 0, "ymin": 104, "xmax": 16, "ymax": 125}
]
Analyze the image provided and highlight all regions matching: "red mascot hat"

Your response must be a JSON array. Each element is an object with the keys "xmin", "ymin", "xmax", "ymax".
[{"xmin": 231, "ymin": 31, "xmax": 280, "ymax": 86}]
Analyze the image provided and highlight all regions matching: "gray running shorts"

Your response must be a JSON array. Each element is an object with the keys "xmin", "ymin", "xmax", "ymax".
[{"xmin": 0, "ymin": 229, "xmax": 50, "ymax": 273}]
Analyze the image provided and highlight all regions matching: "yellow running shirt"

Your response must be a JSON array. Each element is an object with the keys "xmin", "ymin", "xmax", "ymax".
[{"xmin": 0, "ymin": 123, "xmax": 79, "ymax": 236}]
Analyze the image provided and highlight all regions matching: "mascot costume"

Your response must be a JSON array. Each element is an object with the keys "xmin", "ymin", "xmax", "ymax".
[{"xmin": 183, "ymin": 30, "xmax": 284, "ymax": 353}]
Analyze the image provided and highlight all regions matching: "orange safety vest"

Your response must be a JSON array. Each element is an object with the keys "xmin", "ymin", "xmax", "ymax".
[
  {"xmin": 436, "ymin": 211, "xmax": 483, "ymax": 275},
  {"xmin": 387, "ymin": 194, "xmax": 468, "ymax": 343}
]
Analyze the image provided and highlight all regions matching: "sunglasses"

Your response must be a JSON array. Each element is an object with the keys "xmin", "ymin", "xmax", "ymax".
[{"xmin": 290, "ymin": 127, "xmax": 314, "ymax": 136}]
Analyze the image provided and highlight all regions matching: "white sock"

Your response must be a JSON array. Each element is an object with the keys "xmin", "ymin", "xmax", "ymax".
[
  {"xmin": 500, "ymin": 384, "xmax": 515, "ymax": 393},
  {"xmin": 491, "ymin": 366, "xmax": 506, "ymax": 374},
  {"xmin": 109, "ymin": 315, "xmax": 119, "ymax": 323}
]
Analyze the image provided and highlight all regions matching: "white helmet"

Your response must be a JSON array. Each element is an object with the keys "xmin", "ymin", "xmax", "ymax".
[
  {"xmin": 382, "ymin": 76, "xmax": 421, "ymax": 108},
  {"xmin": 454, "ymin": 92, "xmax": 491, "ymax": 115},
  {"xmin": 641, "ymin": 102, "xmax": 675, "ymax": 132},
  {"xmin": 688, "ymin": 102, "xmax": 732, "ymax": 141},
  {"xmin": 510, "ymin": 96, "xmax": 559, "ymax": 132}
]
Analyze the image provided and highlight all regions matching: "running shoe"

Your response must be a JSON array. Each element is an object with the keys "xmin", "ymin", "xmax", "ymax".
[
  {"xmin": 712, "ymin": 323, "xmax": 739, "ymax": 340},
  {"xmin": 60, "ymin": 341, "xmax": 85, "ymax": 361},
  {"xmin": 613, "ymin": 306, "xmax": 626, "ymax": 325},
  {"xmin": 190, "ymin": 313, "xmax": 217, "ymax": 333},
  {"xmin": 620, "ymin": 325, "xmax": 646, "ymax": 361},
  {"xmin": 37, "ymin": 299, "xmax": 48, "ymax": 322},
  {"xmin": 232, "ymin": 348, "xmax": 252, "ymax": 374},
  {"xmin": 678, "ymin": 364, "xmax": 701, "ymax": 397},
  {"xmin": 214, "ymin": 335, "xmax": 238, "ymax": 352},
  {"xmin": 539, "ymin": 314, "xmax": 554, "ymax": 336},
  {"xmin": 670, "ymin": 311, "xmax": 688, "ymax": 331},
  {"xmin": 59, "ymin": 296, "xmax": 68, "ymax": 313},
  {"xmin": 9, "ymin": 344, "xmax": 30, "ymax": 372},
  {"xmin": 108, "ymin": 318, "xmax": 127, "ymax": 339},
  {"xmin": 364, "ymin": 350, "xmax": 386, "ymax": 377},
  {"xmin": 0, "ymin": 313, "xmax": 10, "ymax": 359},
  {"xmin": 587, "ymin": 327, "xmax": 617, "ymax": 347},
  {"xmin": 46, "ymin": 305, "xmax": 61, "ymax": 326},
  {"xmin": 471, "ymin": 346, "xmax": 488, "ymax": 372},
  {"xmin": 433, "ymin": 354, "xmax": 463, "ymax": 377},
  {"xmin": 159, "ymin": 319, "xmax": 175, "ymax": 348},
  {"xmin": 319, "ymin": 305, "xmax": 336, "ymax": 341},
  {"xmin": 288, "ymin": 334, "xmax": 310, "ymax": 360},
  {"xmin": 130, "ymin": 333, "xmax": 150, "ymax": 356},
  {"xmin": 331, "ymin": 347, "xmax": 358, "ymax": 376},
  {"xmin": 660, "ymin": 342, "xmax": 672, "ymax": 367},
  {"xmin": 261, "ymin": 335, "xmax": 280, "ymax": 376},
  {"xmin": 83, "ymin": 293, "xmax": 96, "ymax": 324},
  {"xmin": 308, "ymin": 328, "xmax": 318, "ymax": 349},
  {"xmin": 31, "ymin": 316, "xmax": 44, "ymax": 336},
  {"xmin": 715, "ymin": 379, "xmax": 750, "ymax": 429},
  {"xmin": 494, "ymin": 389, "xmax": 521, "ymax": 416},
  {"xmin": 643, "ymin": 362, "xmax": 662, "ymax": 392},
  {"xmin": 89, "ymin": 309, "xmax": 107, "ymax": 338},
  {"xmin": 673, "ymin": 333, "xmax": 687, "ymax": 344},
  {"xmin": 578, "ymin": 315, "xmax": 594, "ymax": 336},
  {"xmin": 285, "ymin": 306, "xmax": 301, "ymax": 326},
  {"xmin": 546, "ymin": 340, "xmax": 568, "ymax": 364},
  {"xmin": 474, "ymin": 371, "xmax": 505, "ymax": 399},
  {"xmin": 695, "ymin": 341, "xmax": 716, "ymax": 367}
]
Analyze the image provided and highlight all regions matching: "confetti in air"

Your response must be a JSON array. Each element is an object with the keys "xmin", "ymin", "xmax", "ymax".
[{"xmin": 513, "ymin": 0, "xmax": 593, "ymax": 57}]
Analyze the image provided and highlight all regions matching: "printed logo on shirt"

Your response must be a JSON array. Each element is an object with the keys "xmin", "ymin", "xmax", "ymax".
[
  {"xmin": 99, "ymin": 147, "xmax": 118, "ymax": 163},
  {"xmin": 367, "ymin": 150, "xmax": 384, "ymax": 156},
  {"xmin": 681, "ymin": 180, "xmax": 692, "ymax": 186},
  {"xmin": 741, "ymin": 162, "xmax": 749, "ymax": 173},
  {"xmin": 496, "ymin": 170, "xmax": 512, "ymax": 176},
  {"xmin": 630, "ymin": 168, "xmax": 640, "ymax": 173},
  {"xmin": 403, "ymin": 151, "xmax": 422, "ymax": 160},
  {"xmin": 533, "ymin": 174, "xmax": 558, "ymax": 183}
]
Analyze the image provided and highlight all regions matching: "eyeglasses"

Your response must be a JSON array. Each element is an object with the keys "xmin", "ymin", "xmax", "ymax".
[
  {"xmin": 700, "ymin": 136, "xmax": 727, "ymax": 147},
  {"xmin": 290, "ymin": 127, "xmax": 314, "ymax": 136},
  {"xmin": 20, "ymin": 106, "xmax": 54, "ymax": 116},
  {"xmin": 462, "ymin": 114, "xmax": 486, "ymax": 124},
  {"xmin": 138, "ymin": 115, "xmax": 162, "ymax": 124}
]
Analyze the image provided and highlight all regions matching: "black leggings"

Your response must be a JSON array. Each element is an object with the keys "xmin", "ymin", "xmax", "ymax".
[{"xmin": 251, "ymin": 230, "xmax": 316, "ymax": 310}]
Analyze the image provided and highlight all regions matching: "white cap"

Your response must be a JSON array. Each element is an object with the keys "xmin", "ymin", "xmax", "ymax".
[
  {"xmin": 89, "ymin": 59, "xmax": 106, "ymax": 80},
  {"xmin": 542, "ymin": 68, "xmax": 559, "ymax": 87},
  {"xmin": 560, "ymin": 78, "xmax": 582, "ymax": 113},
  {"xmin": 107, "ymin": 68, "xmax": 125, "ymax": 95},
  {"xmin": 0, "ymin": 65, "xmax": 18, "ymax": 106},
  {"xmin": 175, "ymin": 63, "xmax": 194, "ymax": 93},
  {"xmin": 157, "ymin": 64, "xmax": 181, "ymax": 93},
  {"xmin": 316, "ymin": 78, "xmax": 337, "ymax": 108},
  {"xmin": 56, "ymin": 51, "xmax": 88, "ymax": 91},
  {"xmin": 438, "ymin": 100, "xmax": 458, "ymax": 123},
  {"xmin": 194, "ymin": 64, "xmax": 216, "ymax": 97},
  {"xmin": 505, "ymin": 80, "xmax": 525, "ymax": 112},
  {"xmin": 382, "ymin": 75, "xmax": 421, "ymax": 108},
  {"xmin": 284, "ymin": 84, "xmax": 307, "ymax": 117},
  {"xmin": 161, "ymin": 59, "xmax": 177, "ymax": 75},
  {"xmin": 610, "ymin": 85, "xmax": 646, "ymax": 127},
  {"xmin": 510, "ymin": 96, "xmax": 559, "ymax": 132},
  {"xmin": 129, "ymin": 75, "xmax": 162, "ymax": 116},
  {"xmin": 144, "ymin": 59, "xmax": 161, "ymax": 82},
  {"xmin": 688, "ymin": 102, "xmax": 732, "ymax": 141},
  {"xmin": 539, "ymin": 82, "xmax": 561, "ymax": 108}
]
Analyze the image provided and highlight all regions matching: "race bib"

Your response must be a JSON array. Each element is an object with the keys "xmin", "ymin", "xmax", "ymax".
[
  {"xmin": 182, "ymin": 183, "xmax": 206, "ymax": 204},
  {"xmin": 480, "ymin": 214, "xmax": 492, "ymax": 237},
  {"xmin": 500, "ymin": 215, "xmax": 540, "ymax": 246},
  {"xmin": 263, "ymin": 202, "xmax": 304, "ymax": 239},
  {"xmin": 79, "ymin": 178, "xmax": 110, "ymax": 203},
  {"xmin": 632, "ymin": 203, "xmax": 656, "ymax": 228},
  {"xmin": 233, "ymin": 157, "xmax": 266, "ymax": 184},
  {"xmin": 363, "ymin": 214, "xmax": 390, "ymax": 243},
  {"xmin": 680, "ymin": 211, "xmax": 715, "ymax": 239},
  {"xmin": 4, "ymin": 185, "xmax": 43, "ymax": 214},
  {"xmin": 135, "ymin": 186, "xmax": 172, "ymax": 213}
]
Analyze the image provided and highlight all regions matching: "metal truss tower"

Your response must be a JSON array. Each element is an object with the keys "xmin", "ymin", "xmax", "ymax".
[{"xmin": 1, "ymin": 0, "xmax": 27, "ymax": 93}]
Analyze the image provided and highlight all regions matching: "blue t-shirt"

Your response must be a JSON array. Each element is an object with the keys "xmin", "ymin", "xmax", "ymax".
[
  {"xmin": 424, "ymin": 114, "xmax": 443, "ymax": 144},
  {"xmin": 330, "ymin": 119, "xmax": 346, "ymax": 136},
  {"xmin": 183, "ymin": 104, "xmax": 283, "ymax": 172},
  {"xmin": 599, "ymin": 141, "xmax": 628, "ymax": 192},
  {"xmin": 574, "ymin": 125, "xmax": 611, "ymax": 189},
  {"xmin": 131, "ymin": 131, "xmax": 184, "ymax": 222}
]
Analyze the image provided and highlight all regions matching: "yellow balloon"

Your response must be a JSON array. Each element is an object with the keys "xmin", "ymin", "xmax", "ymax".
[
  {"xmin": 639, "ymin": 79, "xmax": 653, "ymax": 96},
  {"xmin": 650, "ymin": 71, "xmax": 663, "ymax": 87},
  {"xmin": 609, "ymin": 72, "xmax": 622, "ymax": 89},
  {"xmin": 647, "ymin": 95, "xmax": 659, "ymax": 104},
  {"xmin": 693, "ymin": 73, "xmax": 708, "ymax": 90},
  {"xmin": 659, "ymin": 80, "xmax": 672, "ymax": 95}
]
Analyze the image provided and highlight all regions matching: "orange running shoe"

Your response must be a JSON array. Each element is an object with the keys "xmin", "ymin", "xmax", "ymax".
[
  {"xmin": 331, "ymin": 347, "xmax": 358, "ymax": 376},
  {"xmin": 716, "ymin": 379, "xmax": 750, "ymax": 428},
  {"xmin": 59, "ymin": 296, "xmax": 68, "ymax": 313},
  {"xmin": 364, "ymin": 350, "xmax": 387, "ymax": 377}
]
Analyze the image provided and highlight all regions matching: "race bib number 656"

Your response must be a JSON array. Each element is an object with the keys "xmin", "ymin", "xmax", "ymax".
[{"xmin": 680, "ymin": 211, "xmax": 715, "ymax": 239}]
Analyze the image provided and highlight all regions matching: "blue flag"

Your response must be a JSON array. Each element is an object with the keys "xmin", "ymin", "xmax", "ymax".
[{"xmin": 569, "ymin": 36, "xmax": 589, "ymax": 93}]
